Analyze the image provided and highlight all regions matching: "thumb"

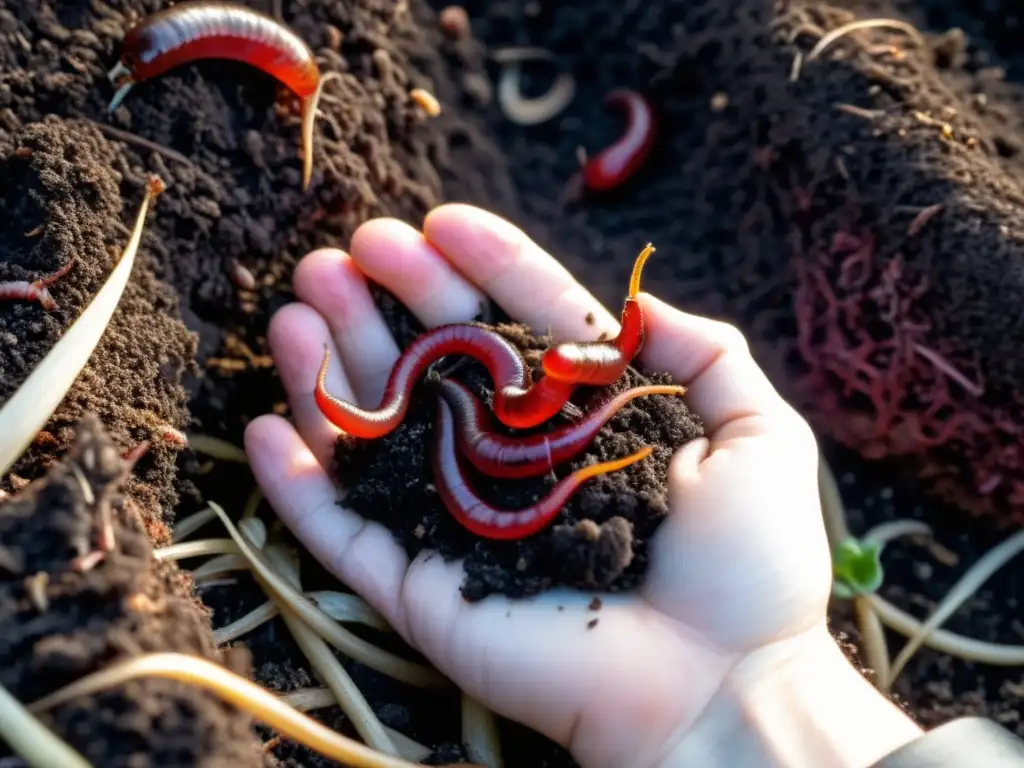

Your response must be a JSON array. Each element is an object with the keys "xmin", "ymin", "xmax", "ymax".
[{"xmin": 641, "ymin": 434, "xmax": 832, "ymax": 652}]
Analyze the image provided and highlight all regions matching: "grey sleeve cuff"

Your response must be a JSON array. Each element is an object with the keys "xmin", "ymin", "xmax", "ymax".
[{"xmin": 870, "ymin": 717, "xmax": 1024, "ymax": 768}]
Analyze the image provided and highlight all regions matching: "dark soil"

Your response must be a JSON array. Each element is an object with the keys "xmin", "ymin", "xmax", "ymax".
[
  {"xmin": 333, "ymin": 310, "xmax": 704, "ymax": 602},
  {"xmin": 0, "ymin": 414, "xmax": 264, "ymax": 765},
  {"xmin": 4, "ymin": 0, "xmax": 1024, "ymax": 765},
  {"xmin": 0, "ymin": 113, "xmax": 195, "ymax": 544}
]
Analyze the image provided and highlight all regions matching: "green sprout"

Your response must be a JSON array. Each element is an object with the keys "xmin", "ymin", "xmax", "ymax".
[{"xmin": 832, "ymin": 536, "xmax": 884, "ymax": 599}]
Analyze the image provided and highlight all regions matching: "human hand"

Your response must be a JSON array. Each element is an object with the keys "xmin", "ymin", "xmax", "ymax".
[{"xmin": 245, "ymin": 205, "xmax": 918, "ymax": 768}]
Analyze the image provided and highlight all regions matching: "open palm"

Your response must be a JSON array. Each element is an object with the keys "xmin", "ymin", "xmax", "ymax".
[{"xmin": 245, "ymin": 204, "xmax": 834, "ymax": 768}]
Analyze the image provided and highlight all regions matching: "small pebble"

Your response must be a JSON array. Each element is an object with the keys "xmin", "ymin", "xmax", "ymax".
[
  {"xmin": 230, "ymin": 261, "xmax": 257, "ymax": 291},
  {"xmin": 325, "ymin": 24, "xmax": 343, "ymax": 52},
  {"xmin": 410, "ymin": 88, "xmax": 441, "ymax": 117},
  {"xmin": 438, "ymin": 5, "xmax": 469, "ymax": 39}
]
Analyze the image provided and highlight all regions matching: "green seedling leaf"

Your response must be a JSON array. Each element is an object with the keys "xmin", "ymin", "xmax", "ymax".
[{"xmin": 832, "ymin": 537, "xmax": 884, "ymax": 597}]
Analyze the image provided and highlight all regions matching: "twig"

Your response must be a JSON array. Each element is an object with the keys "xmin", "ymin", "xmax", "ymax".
[
  {"xmin": 834, "ymin": 103, "xmax": 885, "ymax": 120},
  {"xmin": 911, "ymin": 342, "xmax": 983, "ymax": 397},
  {"xmin": 906, "ymin": 203, "xmax": 943, "ymax": 236},
  {"xmin": 93, "ymin": 122, "xmax": 195, "ymax": 168}
]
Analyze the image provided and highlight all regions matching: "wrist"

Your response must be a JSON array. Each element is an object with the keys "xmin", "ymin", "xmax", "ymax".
[{"xmin": 658, "ymin": 624, "xmax": 922, "ymax": 768}]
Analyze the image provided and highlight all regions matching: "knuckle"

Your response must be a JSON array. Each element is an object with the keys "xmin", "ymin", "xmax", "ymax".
[{"xmin": 715, "ymin": 322, "xmax": 750, "ymax": 356}]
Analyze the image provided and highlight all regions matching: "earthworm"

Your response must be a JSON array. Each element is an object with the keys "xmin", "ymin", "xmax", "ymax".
[
  {"xmin": 581, "ymin": 90, "xmax": 656, "ymax": 192},
  {"xmin": 315, "ymin": 324, "xmax": 577, "ymax": 438},
  {"xmin": 107, "ymin": 0, "xmax": 323, "ymax": 190},
  {"xmin": 434, "ymin": 375, "xmax": 684, "ymax": 479},
  {"xmin": 0, "ymin": 259, "xmax": 75, "ymax": 311},
  {"xmin": 540, "ymin": 243, "xmax": 652, "ymax": 384},
  {"xmin": 432, "ymin": 396, "xmax": 654, "ymax": 540}
]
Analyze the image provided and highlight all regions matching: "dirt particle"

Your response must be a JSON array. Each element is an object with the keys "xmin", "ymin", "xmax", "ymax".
[
  {"xmin": 588, "ymin": 596, "xmax": 602, "ymax": 611},
  {"xmin": 230, "ymin": 261, "xmax": 257, "ymax": 291},
  {"xmin": 410, "ymin": 88, "xmax": 442, "ymax": 117},
  {"xmin": 439, "ymin": 6, "xmax": 469, "ymax": 40},
  {"xmin": 587, "ymin": 618, "xmax": 599, "ymax": 630}
]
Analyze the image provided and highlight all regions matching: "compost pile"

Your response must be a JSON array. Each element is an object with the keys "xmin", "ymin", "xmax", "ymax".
[{"xmin": 3, "ymin": 0, "xmax": 1024, "ymax": 765}]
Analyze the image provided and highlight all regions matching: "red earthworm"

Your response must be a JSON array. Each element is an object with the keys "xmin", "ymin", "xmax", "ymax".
[
  {"xmin": 432, "ymin": 395, "xmax": 654, "ymax": 540},
  {"xmin": 581, "ymin": 89, "xmax": 656, "ymax": 192},
  {"xmin": 540, "ymin": 243, "xmax": 652, "ymax": 385},
  {"xmin": 107, "ymin": 1, "xmax": 323, "ymax": 190},
  {"xmin": 435, "ymin": 376, "xmax": 685, "ymax": 479},
  {"xmin": 315, "ymin": 324, "xmax": 577, "ymax": 439},
  {"xmin": 0, "ymin": 260, "xmax": 75, "ymax": 311}
]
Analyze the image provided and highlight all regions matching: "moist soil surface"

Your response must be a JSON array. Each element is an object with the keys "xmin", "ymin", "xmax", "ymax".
[{"xmin": 2, "ymin": 0, "xmax": 1024, "ymax": 766}]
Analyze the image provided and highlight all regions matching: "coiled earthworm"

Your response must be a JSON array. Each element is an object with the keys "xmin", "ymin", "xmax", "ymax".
[
  {"xmin": 581, "ymin": 89, "xmax": 656, "ymax": 192},
  {"xmin": 107, "ymin": 1, "xmax": 323, "ymax": 190},
  {"xmin": 540, "ymin": 243, "xmax": 652, "ymax": 385},
  {"xmin": 315, "ymin": 324, "xmax": 577, "ymax": 439},
  {"xmin": 432, "ymin": 396, "xmax": 654, "ymax": 540},
  {"xmin": 434, "ymin": 376, "xmax": 684, "ymax": 479}
]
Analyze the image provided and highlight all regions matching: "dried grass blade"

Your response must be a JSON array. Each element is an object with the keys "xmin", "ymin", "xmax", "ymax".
[
  {"xmin": 308, "ymin": 591, "xmax": 391, "ymax": 632},
  {"xmin": 0, "ymin": 177, "xmax": 164, "ymax": 477},
  {"xmin": 27, "ymin": 653, "xmax": 431, "ymax": 768},
  {"xmin": 263, "ymin": 544, "xmax": 398, "ymax": 755},
  {"xmin": 152, "ymin": 538, "xmax": 239, "ymax": 562},
  {"xmin": 0, "ymin": 682, "xmax": 91, "ymax": 768},
  {"xmin": 869, "ymin": 594, "xmax": 1024, "ymax": 666},
  {"xmin": 187, "ymin": 434, "xmax": 249, "ymax": 463},
  {"xmin": 279, "ymin": 688, "xmax": 433, "ymax": 762},
  {"xmin": 172, "ymin": 506, "xmax": 218, "ymax": 541},
  {"xmin": 206, "ymin": 502, "xmax": 447, "ymax": 688},
  {"xmin": 461, "ymin": 693, "xmax": 504, "ymax": 768},
  {"xmin": 191, "ymin": 553, "xmax": 249, "ymax": 583},
  {"xmin": 887, "ymin": 529, "xmax": 1024, "ymax": 687}
]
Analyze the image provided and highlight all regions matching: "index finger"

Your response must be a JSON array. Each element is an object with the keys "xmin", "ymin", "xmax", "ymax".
[
  {"xmin": 637, "ymin": 293, "xmax": 805, "ymax": 442},
  {"xmin": 423, "ymin": 203, "xmax": 620, "ymax": 342}
]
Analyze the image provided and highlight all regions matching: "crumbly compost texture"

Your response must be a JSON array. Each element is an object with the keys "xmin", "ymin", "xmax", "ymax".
[
  {"xmin": 0, "ymin": 0, "xmax": 516, "ymax": 764},
  {"xmin": 0, "ymin": 414, "xmax": 264, "ymax": 765},
  {"xmin": 447, "ymin": 0, "xmax": 1024, "ymax": 524},
  {"xmin": 334, "ymin": 298, "xmax": 704, "ymax": 602},
  {"xmin": 0, "ymin": 114, "xmax": 194, "ymax": 544},
  {"xmin": 436, "ymin": 0, "xmax": 1024, "ymax": 752}
]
